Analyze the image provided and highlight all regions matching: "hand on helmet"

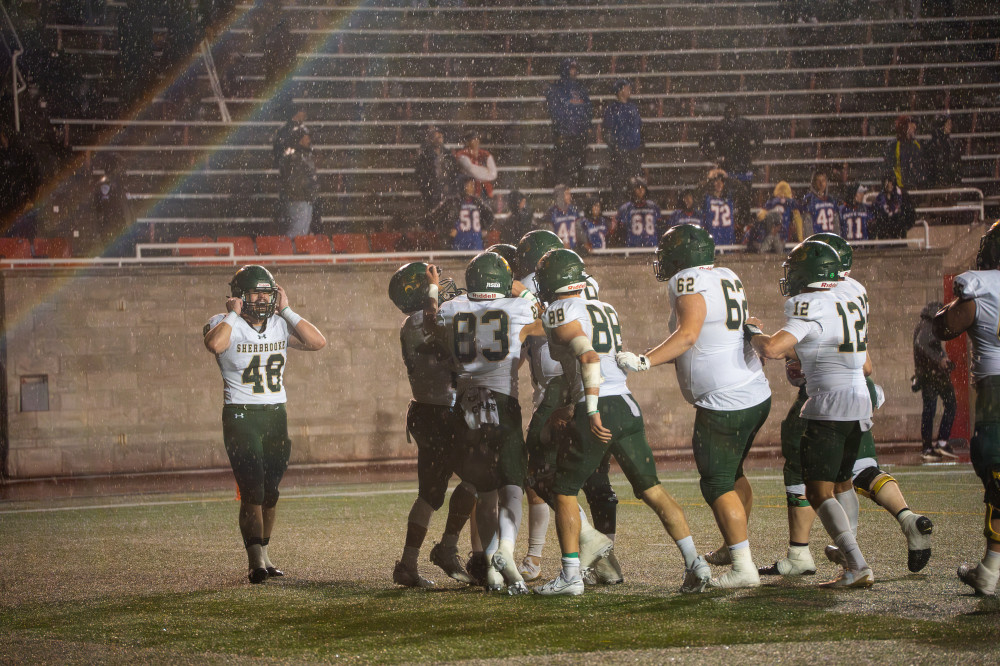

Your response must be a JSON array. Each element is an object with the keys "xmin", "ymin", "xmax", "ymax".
[
  {"xmin": 425, "ymin": 264, "xmax": 440, "ymax": 286},
  {"xmin": 226, "ymin": 296, "xmax": 243, "ymax": 315},
  {"xmin": 275, "ymin": 283, "xmax": 289, "ymax": 311},
  {"xmin": 616, "ymin": 351, "xmax": 650, "ymax": 372}
]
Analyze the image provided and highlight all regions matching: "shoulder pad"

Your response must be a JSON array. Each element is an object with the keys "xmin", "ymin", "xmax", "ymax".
[
  {"xmin": 955, "ymin": 271, "xmax": 993, "ymax": 300},
  {"xmin": 670, "ymin": 267, "xmax": 712, "ymax": 298},
  {"xmin": 784, "ymin": 292, "xmax": 827, "ymax": 321}
]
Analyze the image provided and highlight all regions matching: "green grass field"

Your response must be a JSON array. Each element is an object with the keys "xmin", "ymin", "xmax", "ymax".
[{"xmin": 2, "ymin": 466, "xmax": 999, "ymax": 664}]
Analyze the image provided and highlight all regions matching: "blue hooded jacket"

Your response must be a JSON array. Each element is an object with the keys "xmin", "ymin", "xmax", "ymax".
[{"xmin": 545, "ymin": 59, "xmax": 592, "ymax": 137}]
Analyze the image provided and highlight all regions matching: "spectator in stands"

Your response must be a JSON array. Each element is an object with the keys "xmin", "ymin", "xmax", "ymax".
[
  {"xmin": 618, "ymin": 176, "xmax": 663, "ymax": 248},
  {"xmin": 414, "ymin": 125, "xmax": 458, "ymax": 214},
  {"xmin": 699, "ymin": 103, "xmax": 762, "ymax": 191},
  {"xmin": 750, "ymin": 181, "xmax": 801, "ymax": 253},
  {"xmin": 665, "ymin": 191, "xmax": 702, "ymax": 229},
  {"xmin": 799, "ymin": 169, "xmax": 840, "ymax": 237},
  {"xmin": 839, "ymin": 183, "xmax": 871, "ymax": 242},
  {"xmin": 884, "ymin": 114, "xmax": 926, "ymax": 192},
  {"xmin": 698, "ymin": 168, "xmax": 738, "ymax": 247},
  {"xmin": 91, "ymin": 154, "xmax": 132, "ymax": 242},
  {"xmin": 277, "ymin": 127, "xmax": 318, "ymax": 239},
  {"xmin": 273, "ymin": 107, "xmax": 308, "ymax": 168},
  {"xmin": 454, "ymin": 130, "xmax": 498, "ymax": 200},
  {"xmin": 871, "ymin": 175, "xmax": 915, "ymax": 239},
  {"xmin": 546, "ymin": 184, "xmax": 584, "ymax": 249},
  {"xmin": 913, "ymin": 300, "xmax": 957, "ymax": 461},
  {"xmin": 545, "ymin": 58, "xmax": 592, "ymax": 188},
  {"xmin": 924, "ymin": 114, "xmax": 962, "ymax": 188},
  {"xmin": 501, "ymin": 189, "xmax": 535, "ymax": 245},
  {"xmin": 422, "ymin": 175, "xmax": 494, "ymax": 251},
  {"xmin": 602, "ymin": 78, "xmax": 643, "ymax": 204},
  {"xmin": 578, "ymin": 195, "xmax": 610, "ymax": 253}
]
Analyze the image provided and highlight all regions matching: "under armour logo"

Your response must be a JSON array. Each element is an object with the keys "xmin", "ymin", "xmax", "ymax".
[{"xmin": 235, "ymin": 413, "xmax": 245, "ymax": 419}]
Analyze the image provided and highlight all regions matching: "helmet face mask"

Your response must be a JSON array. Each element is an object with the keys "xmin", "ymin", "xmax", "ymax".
[
  {"xmin": 780, "ymin": 241, "xmax": 842, "ymax": 297},
  {"xmin": 976, "ymin": 221, "xmax": 1000, "ymax": 270},
  {"xmin": 230, "ymin": 265, "xmax": 278, "ymax": 320},
  {"xmin": 515, "ymin": 230, "xmax": 564, "ymax": 279},
  {"xmin": 465, "ymin": 252, "xmax": 513, "ymax": 300},
  {"xmin": 389, "ymin": 262, "xmax": 464, "ymax": 313},
  {"xmin": 806, "ymin": 232, "xmax": 852, "ymax": 275},
  {"xmin": 535, "ymin": 248, "xmax": 588, "ymax": 303},
  {"xmin": 653, "ymin": 224, "xmax": 715, "ymax": 282}
]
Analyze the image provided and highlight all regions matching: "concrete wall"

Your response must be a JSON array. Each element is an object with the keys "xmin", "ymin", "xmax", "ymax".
[{"xmin": 0, "ymin": 247, "xmax": 954, "ymax": 479}]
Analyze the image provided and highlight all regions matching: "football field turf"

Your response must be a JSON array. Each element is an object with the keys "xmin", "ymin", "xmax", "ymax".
[{"xmin": 2, "ymin": 466, "xmax": 998, "ymax": 664}]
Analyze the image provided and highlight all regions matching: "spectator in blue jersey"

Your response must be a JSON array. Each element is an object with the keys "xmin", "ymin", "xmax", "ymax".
[
  {"xmin": 698, "ymin": 168, "xmax": 737, "ymax": 246},
  {"xmin": 665, "ymin": 190, "xmax": 702, "ymax": 229},
  {"xmin": 602, "ymin": 78, "xmax": 643, "ymax": 204},
  {"xmin": 838, "ymin": 183, "xmax": 871, "ymax": 241},
  {"xmin": 618, "ymin": 176, "xmax": 663, "ymax": 247},
  {"xmin": 871, "ymin": 175, "xmax": 915, "ymax": 240},
  {"xmin": 579, "ymin": 196, "xmax": 610, "ymax": 252},
  {"xmin": 751, "ymin": 180, "xmax": 801, "ymax": 253},
  {"xmin": 799, "ymin": 170, "xmax": 840, "ymax": 237},
  {"xmin": 545, "ymin": 59, "xmax": 592, "ymax": 188},
  {"xmin": 423, "ymin": 175, "xmax": 494, "ymax": 250},
  {"xmin": 546, "ymin": 184, "xmax": 583, "ymax": 249},
  {"xmin": 883, "ymin": 114, "xmax": 926, "ymax": 192}
]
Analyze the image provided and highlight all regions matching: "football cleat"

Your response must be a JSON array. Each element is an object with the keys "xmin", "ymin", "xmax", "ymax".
[
  {"xmin": 758, "ymin": 551, "xmax": 816, "ymax": 576},
  {"xmin": 506, "ymin": 581, "xmax": 530, "ymax": 596},
  {"xmin": 704, "ymin": 546, "xmax": 732, "ymax": 566},
  {"xmin": 957, "ymin": 562, "xmax": 999, "ymax": 596},
  {"xmin": 935, "ymin": 440, "xmax": 959, "ymax": 459},
  {"xmin": 484, "ymin": 565, "xmax": 505, "ymax": 592},
  {"xmin": 901, "ymin": 514, "xmax": 933, "ymax": 573},
  {"xmin": 922, "ymin": 448, "xmax": 944, "ymax": 463},
  {"xmin": 265, "ymin": 566, "xmax": 284, "ymax": 578},
  {"xmin": 592, "ymin": 550, "xmax": 624, "ymax": 584},
  {"xmin": 535, "ymin": 572, "xmax": 585, "ymax": 596},
  {"xmin": 819, "ymin": 567, "xmax": 874, "ymax": 588},
  {"xmin": 680, "ymin": 555, "xmax": 712, "ymax": 594},
  {"xmin": 248, "ymin": 567, "xmax": 269, "ymax": 584},
  {"xmin": 709, "ymin": 566, "xmax": 761, "ymax": 589},
  {"xmin": 579, "ymin": 528, "xmax": 614, "ymax": 568},
  {"xmin": 518, "ymin": 555, "xmax": 542, "ymax": 582},
  {"xmin": 492, "ymin": 543, "xmax": 527, "ymax": 587},
  {"xmin": 824, "ymin": 545, "xmax": 848, "ymax": 569},
  {"xmin": 465, "ymin": 552, "xmax": 488, "ymax": 587},
  {"xmin": 393, "ymin": 561, "xmax": 436, "ymax": 589},
  {"xmin": 430, "ymin": 543, "xmax": 475, "ymax": 584}
]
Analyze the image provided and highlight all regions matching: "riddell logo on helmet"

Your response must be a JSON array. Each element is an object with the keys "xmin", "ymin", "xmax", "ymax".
[
  {"xmin": 818, "ymin": 281, "xmax": 838, "ymax": 288},
  {"xmin": 469, "ymin": 292, "xmax": 500, "ymax": 299},
  {"xmin": 564, "ymin": 282, "xmax": 587, "ymax": 291},
  {"xmin": 255, "ymin": 281, "xmax": 271, "ymax": 289}
]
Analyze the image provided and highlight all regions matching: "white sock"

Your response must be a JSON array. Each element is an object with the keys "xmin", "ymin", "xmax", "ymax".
[
  {"xmin": 498, "ymin": 485, "xmax": 524, "ymax": 544},
  {"xmin": 728, "ymin": 540, "xmax": 750, "ymax": 552},
  {"xmin": 407, "ymin": 497, "xmax": 435, "ymax": 531},
  {"xmin": 261, "ymin": 542, "xmax": 274, "ymax": 568},
  {"xmin": 402, "ymin": 545, "xmax": 419, "ymax": 569},
  {"xmin": 675, "ymin": 535, "xmax": 698, "ymax": 569},
  {"xmin": 788, "ymin": 544, "xmax": 811, "ymax": 560},
  {"xmin": 527, "ymin": 503, "xmax": 549, "ymax": 558},
  {"xmin": 561, "ymin": 555, "xmax": 581, "ymax": 580},
  {"xmin": 835, "ymin": 489, "xmax": 860, "ymax": 537},
  {"xmin": 982, "ymin": 550, "xmax": 1000, "ymax": 572},
  {"xmin": 476, "ymin": 490, "xmax": 500, "ymax": 560},
  {"xmin": 246, "ymin": 543, "xmax": 264, "ymax": 570},
  {"xmin": 816, "ymin": 498, "xmax": 868, "ymax": 570},
  {"xmin": 730, "ymin": 545, "xmax": 754, "ymax": 571},
  {"xmin": 605, "ymin": 533, "xmax": 616, "ymax": 543},
  {"xmin": 895, "ymin": 507, "xmax": 914, "ymax": 529},
  {"xmin": 440, "ymin": 532, "xmax": 459, "ymax": 549}
]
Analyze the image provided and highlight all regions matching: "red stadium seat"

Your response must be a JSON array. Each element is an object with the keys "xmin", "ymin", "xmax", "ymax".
[
  {"xmin": 294, "ymin": 234, "xmax": 333, "ymax": 255},
  {"xmin": 255, "ymin": 235, "xmax": 294, "ymax": 256},
  {"xmin": 176, "ymin": 236, "xmax": 218, "ymax": 257},
  {"xmin": 405, "ymin": 231, "xmax": 440, "ymax": 251},
  {"xmin": 216, "ymin": 236, "xmax": 256, "ymax": 257},
  {"xmin": 330, "ymin": 233, "xmax": 371, "ymax": 254},
  {"xmin": 32, "ymin": 238, "xmax": 72, "ymax": 258},
  {"xmin": 369, "ymin": 232, "xmax": 402, "ymax": 253},
  {"xmin": 0, "ymin": 237, "xmax": 32, "ymax": 259}
]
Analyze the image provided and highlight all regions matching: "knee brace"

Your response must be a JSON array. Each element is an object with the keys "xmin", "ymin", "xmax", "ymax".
[
  {"xmin": 985, "ymin": 468, "xmax": 1000, "ymax": 544},
  {"xmin": 786, "ymin": 492, "xmax": 810, "ymax": 508},
  {"xmin": 852, "ymin": 465, "xmax": 895, "ymax": 500}
]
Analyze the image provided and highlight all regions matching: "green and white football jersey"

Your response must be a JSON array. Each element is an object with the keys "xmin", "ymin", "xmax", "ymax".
[
  {"xmin": 543, "ymin": 297, "xmax": 630, "ymax": 404},
  {"xmin": 668, "ymin": 265, "xmax": 770, "ymax": 411},
  {"xmin": 437, "ymin": 294, "xmax": 537, "ymax": 399},
  {"xmin": 207, "ymin": 313, "xmax": 289, "ymax": 405},
  {"xmin": 400, "ymin": 311, "xmax": 456, "ymax": 407},
  {"xmin": 781, "ymin": 290, "xmax": 871, "ymax": 427},
  {"xmin": 954, "ymin": 269, "xmax": 1000, "ymax": 380}
]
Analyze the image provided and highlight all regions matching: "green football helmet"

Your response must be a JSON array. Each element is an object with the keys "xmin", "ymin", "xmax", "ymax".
[
  {"xmin": 535, "ymin": 248, "xmax": 588, "ymax": 303},
  {"xmin": 465, "ymin": 252, "xmax": 513, "ymax": 300},
  {"xmin": 780, "ymin": 241, "xmax": 842, "ymax": 297},
  {"xmin": 486, "ymin": 243, "xmax": 518, "ymax": 271},
  {"xmin": 230, "ymin": 264, "xmax": 278, "ymax": 320},
  {"xmin": 515, "ymin": 229, "xmax": 564, "ymax": 279},
  {"xmin": 654, "ymin": 224, "xmax": 715, "ymax": 282},
  {"xmin": 388, "ymin": 262, "xmax": 462, "ymax": 313},
  {"xmin": 976, "ymin": 220, "xmax": 1000, "ymax": 270},
  {"xmin": 807, "ymin": 232, "xmax": 853, "ymax": 275}
]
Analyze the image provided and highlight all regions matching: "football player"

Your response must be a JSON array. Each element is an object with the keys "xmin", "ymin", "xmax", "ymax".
[
  {"xmin": 423, "ymin": 252, "xmax": 540, "ymax": 594},
  {"xmin": 933, "ymin": 221, "xmax": 1000, "ymax": 596},
  {"xmin": 515, "ymin": 230, "xmax": 621, "ymax": 586},
  {"xmin": 618, "ymin": 176, "xmax": 663, "ymax": 248},
  {"xmin": 534, "ymin": 248, "xmax": 711, "ymax": 596},
  {"xmin": 388, "ymin": 262, "xmax": 478, "ymax": 588},
  {"xmin": 616, "ymin": 224, "xmax": 771, "ymax": 588},
  {"xmin": 748, "ymin": 241, "xmax": 875, "ymax": 588},
  {"xmin": 759, "ymin": 233, "xmax": 933, "ymax": 576},
  {"xmin": 203, "ymin": 265, "xmax": 326, "ymax": 584}
]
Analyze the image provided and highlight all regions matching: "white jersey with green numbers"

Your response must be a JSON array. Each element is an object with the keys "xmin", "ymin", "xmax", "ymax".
[
  {"xmin": 523, "ymin": 271, "xmax": 601, "ymax": 408},
  {"xmin": 543, "ymin": 296, "xmax": 629, "ymax": 404},
  {"xmin": 437, "ymin": 294, "xmax": 537, "ymax": 399},
  {"xmin": 208, "ymin": 313, "xmax": 289, "ymax": 405},
  {"xmin": 954, "ymin": 269, "xmax": 1000, "ymax": 380},
  {"xmin": 400, "ymin": 311, "xmax": 456, "ymax": 407},
  {"xmin": 668, "ymin": 265, "xmax": 770, "ymax": 411},
  {"xmin": 836, "ymin": 275, "xmax": 870, "ymax": 317},
  {"xmin": 780, "ymin": 290, "xmax": 872, "ymax": 426}
]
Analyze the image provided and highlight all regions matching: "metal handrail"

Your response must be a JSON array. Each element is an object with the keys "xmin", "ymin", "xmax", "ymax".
[
  {"xmin": 0, "ymin": 2, "xmax": 26, "ymax": 132},
  {"xmin": 864, "ymin": 188, "xmax": 984, "ymax": 221},
  {"xmin": 199, "ymin": 40, "xmax": 230, "ymax": 124}
]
